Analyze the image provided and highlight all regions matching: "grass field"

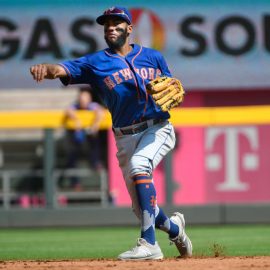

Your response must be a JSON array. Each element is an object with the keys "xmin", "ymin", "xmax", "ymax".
[{"xmin": 0, "ymin": 225, "xmax": 269, "ymax": 260}]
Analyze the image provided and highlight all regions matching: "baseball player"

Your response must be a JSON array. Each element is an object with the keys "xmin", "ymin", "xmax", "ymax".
[{"xmin": 30, "ymin": 6, "xmax": 192, "ymax": 260}]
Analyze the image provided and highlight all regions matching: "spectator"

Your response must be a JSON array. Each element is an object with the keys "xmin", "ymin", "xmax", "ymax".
[{"xmin": 62, "ymin": 87, "xmax": 105, "ymax": 190}]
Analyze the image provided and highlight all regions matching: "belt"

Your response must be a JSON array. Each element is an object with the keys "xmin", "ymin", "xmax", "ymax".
[{"xmin": 113, "ymin": 119, "xmax": 167, "ymax": 136}]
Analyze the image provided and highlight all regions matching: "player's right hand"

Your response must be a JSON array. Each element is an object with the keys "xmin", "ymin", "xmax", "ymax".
[{"xmin": 30, "ymin": 64, "xmax": 49, "ymax": 82}]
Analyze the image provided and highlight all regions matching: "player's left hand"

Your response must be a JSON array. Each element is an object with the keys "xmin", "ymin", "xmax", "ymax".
[{"xmin": 146, "ymin": 76, "xmax": 185, "ymax": 112}]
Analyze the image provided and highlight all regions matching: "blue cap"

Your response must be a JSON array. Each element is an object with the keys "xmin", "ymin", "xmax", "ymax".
[{"xmin": 96, "ymin": 6, "xmax": 132, "ymax": 25}]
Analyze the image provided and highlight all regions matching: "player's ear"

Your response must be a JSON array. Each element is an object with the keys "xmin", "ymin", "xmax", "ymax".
[{"xmin": 127, "ymin": 24, "xmax": 133, "ymax": 34}]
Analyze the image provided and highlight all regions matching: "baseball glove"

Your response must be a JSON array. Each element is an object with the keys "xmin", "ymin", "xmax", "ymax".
[{"xmin": 146, "ymin": 76, "xmax": 185, "ymax": 112}]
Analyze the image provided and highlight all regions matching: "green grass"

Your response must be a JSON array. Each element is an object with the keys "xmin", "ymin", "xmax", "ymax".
[{"xmin": 0, "ymin": 225, "xmax": 269, "ymax": 260}]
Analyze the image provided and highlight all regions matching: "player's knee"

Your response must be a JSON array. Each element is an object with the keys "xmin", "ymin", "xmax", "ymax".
[{"xmin": 128, "ymin": 155, "xmax": 152, "ymax": 178}]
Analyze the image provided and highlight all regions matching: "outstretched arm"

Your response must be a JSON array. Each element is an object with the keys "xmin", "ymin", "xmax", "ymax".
[{"xmin": 30, "ymin": 63, "xmax": 67, "ymax": 82}]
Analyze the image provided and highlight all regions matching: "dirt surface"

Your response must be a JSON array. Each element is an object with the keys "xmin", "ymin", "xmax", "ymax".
[{"xmin": 1, "ymin": 257, "xmax": 270, "ymax": 270}]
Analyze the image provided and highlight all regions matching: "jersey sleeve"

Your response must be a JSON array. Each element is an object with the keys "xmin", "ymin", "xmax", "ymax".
[
  {"xmin": 59, "ymin": 56, "xmax": 94, "ymax": 86},
  {"xmin": 156, "ymin": 52, "xmax": 172, "ymax": 77}
]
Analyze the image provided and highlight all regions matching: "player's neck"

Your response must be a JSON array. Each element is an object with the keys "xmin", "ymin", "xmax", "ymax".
[{"xmin": 113, "ymin": 43, "xmax": 132, "ymax": 57}]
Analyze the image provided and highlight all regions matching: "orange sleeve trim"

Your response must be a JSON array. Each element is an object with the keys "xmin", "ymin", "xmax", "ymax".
[{"xmin": 134, "ymin": 179, "xmax": 153, "ymax": 185}]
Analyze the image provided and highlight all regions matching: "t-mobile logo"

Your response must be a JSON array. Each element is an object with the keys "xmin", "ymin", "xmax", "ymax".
[{"xmin": 206, "ymin": 127, "xmax": 259, "ymax": 191}]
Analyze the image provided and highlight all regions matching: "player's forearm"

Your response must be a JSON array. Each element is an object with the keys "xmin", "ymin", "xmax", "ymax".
[
  {"xmin": 45, "ymin": 64, "xmax": 67, "ymax": 78},
  {"xmin": 30, "ymin": 63, "xmax": 67, "ymax": 82}
]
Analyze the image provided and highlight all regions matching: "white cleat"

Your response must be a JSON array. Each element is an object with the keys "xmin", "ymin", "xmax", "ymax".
[
  {"xmin": 118, "ymin": 238, "xmax": 164, "ymax": 261},
  {"xmin": 170, "ymin": 212, "xmax": 193, "ymax": 257}
]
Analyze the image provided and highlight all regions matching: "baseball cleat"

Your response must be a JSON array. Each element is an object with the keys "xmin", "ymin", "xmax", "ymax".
[
  {"xmin": 169, "ymin": 212, "xmax": 193, "ymax": 257},
  {"xmin": 118, "ymin": 238, "xmax": 164, "ymax": 260}
]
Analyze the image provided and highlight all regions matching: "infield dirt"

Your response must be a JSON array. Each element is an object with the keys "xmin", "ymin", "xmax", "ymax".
[{"xmin": 1, "ymin": 256, "xmax": 270, "ymax": 270}]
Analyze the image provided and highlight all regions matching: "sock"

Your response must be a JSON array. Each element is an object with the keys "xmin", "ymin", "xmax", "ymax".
[
  {"xmin": 133, "ymin": 174, "xmax": 156, "ymax": 245},
  {"xmin": 155, "ymin": 206, "xmax": 179, "ymax": 239}
]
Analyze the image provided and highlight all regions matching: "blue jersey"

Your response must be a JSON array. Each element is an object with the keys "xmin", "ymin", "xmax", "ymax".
[{"xmin": 60, "ymin": 44, "xmax": 171, "ymax": 128}]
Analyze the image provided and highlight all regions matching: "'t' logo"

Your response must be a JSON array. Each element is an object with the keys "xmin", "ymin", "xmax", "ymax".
[{"xmin": 205, "ymin": 127, "xmax": 259, "ymax": 191}]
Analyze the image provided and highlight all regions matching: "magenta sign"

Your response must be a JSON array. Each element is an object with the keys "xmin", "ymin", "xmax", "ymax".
[
  {"xmin": 204, "ymin": 126, "xmax": 270, "ymax": 203},
  {"xmin": 108, "ymin": 125, "xmax": 270, "ymax": 206}
]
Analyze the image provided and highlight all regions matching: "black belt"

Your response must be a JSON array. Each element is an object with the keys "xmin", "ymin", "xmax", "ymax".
[{"xmin": 113, "ymin": 119, "xmax": 166, "ymax": 135}]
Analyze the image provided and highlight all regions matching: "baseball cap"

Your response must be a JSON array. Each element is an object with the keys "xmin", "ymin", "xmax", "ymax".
[{"xmin": 96, "ymin": 6, "xmax": 132, "ymax": 25}]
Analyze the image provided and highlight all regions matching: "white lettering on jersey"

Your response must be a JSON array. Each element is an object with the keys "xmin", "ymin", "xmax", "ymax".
[
  {"xmin": 119, "ymin": 68, "xmax": 133, "ymax": 80},
  {"xmin": 112, "ymin": 72, "xmax": 123, "ymax": 84},
  {"xmin": 106, "ymin": 68, "xmax": 164, "ymax": 90}
]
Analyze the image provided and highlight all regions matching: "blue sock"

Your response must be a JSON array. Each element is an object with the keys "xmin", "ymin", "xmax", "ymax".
[
  {"xmin": 155, "ymin": 206, "xmax": 179, "ymax": 239},
  {"xmin": 133, "ymin": 174, "xmax": 156, "ymax": 245}
]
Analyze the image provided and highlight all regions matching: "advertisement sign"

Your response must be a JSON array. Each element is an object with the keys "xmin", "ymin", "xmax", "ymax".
[
  {"xmin": 1, "ymin": 1, "xmax": 270, "ymax": 89},
  {"xmin": 108, "ymin": 125, "xmax": 270, "ymax": 206}
]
